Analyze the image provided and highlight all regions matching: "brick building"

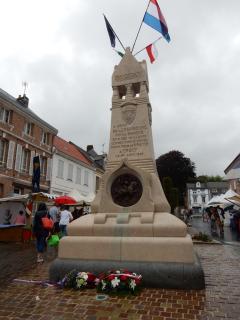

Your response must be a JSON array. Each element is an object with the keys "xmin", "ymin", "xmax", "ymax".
[{"xmin": 0, "ymin": 88, "xmax": 58, "ymax": 197}]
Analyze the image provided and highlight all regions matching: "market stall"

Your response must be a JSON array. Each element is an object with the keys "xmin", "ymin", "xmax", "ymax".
[{"xmin": 0, "ymin": 192, "xmax": 56, "ymax": 242}]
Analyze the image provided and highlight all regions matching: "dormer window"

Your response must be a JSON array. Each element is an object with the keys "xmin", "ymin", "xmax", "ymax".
[
  {"xmin": 41, "ymin": 131, "xmax": 49, "ymax": 145},
  {"xmin": 24, "ymin": 122, "xmax": 33, "ymax": 136},
  {"xmin": 196, "ymin": 182, "xmax": 201, "ymax": 188},
  {"xmin": 0, "ymin": 107, "xmax": 11, "ymax": 124}
]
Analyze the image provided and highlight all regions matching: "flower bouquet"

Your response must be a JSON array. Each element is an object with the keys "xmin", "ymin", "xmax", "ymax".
[
  {"xmin": 97, "ymin": 269, "xmax": 142, "ymax": 294},
  {"xmin": 59, "ymin": 270, "xmax": 97, "ymax": 289}
]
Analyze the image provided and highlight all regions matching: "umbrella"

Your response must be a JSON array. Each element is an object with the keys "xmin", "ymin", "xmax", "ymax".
[{"xmin": 54, "ymin": 195, "xmax": 77, "ymax": 205}]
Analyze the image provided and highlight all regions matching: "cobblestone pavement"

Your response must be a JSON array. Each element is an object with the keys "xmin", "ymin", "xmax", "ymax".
[{"xmin": 0, "ymin": 241, "xmax": 240, "ymax": 320}]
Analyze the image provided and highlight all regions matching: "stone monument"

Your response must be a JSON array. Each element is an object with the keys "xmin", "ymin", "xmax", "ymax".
[{"xmin": 50, "ymin": 48, "xmax": 205, "ymax": 289}]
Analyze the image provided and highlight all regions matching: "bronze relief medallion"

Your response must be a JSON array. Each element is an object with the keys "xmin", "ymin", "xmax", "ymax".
[{"xmin": 111, "ymin": 173, "xmax": 143, "ymax": 207}]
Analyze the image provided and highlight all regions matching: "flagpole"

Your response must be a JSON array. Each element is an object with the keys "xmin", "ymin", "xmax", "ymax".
[
  {"xmin": 134, "ymin": 36, "xmax": 162, "ymax": 57},
  {"xmin": 131, "ymin": 0, "xmax": 151, "ymax": 54},
  {"xmin": 115, "ymin": 33, "xmax": 126, "ymax": 52},
  {"xmin": 103, "ymin": 14, "xmax": 126, "ymax": 52}
]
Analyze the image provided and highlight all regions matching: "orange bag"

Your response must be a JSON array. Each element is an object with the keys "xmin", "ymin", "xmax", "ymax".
[{"xmin": 41, "ymin": 217, "xmax": 54, "ymax": 230}]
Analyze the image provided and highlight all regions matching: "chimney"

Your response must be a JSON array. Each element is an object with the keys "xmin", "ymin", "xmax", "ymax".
[
  {"xmin": 16, "ymin": 94, "xmax": 29, "ymax": 108},
  {"xmin": 87, "ymin": 145, "xmax": 94, "ymax": 152}
]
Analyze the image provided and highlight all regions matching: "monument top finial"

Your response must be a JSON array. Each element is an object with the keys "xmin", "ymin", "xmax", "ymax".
[{"xmin": 112, "ymin": 47, "xmax": 148, "ymax": 87}]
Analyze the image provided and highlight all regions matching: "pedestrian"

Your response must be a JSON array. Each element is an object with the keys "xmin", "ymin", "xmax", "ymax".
[
  {"xmin": 209, "ymin": 207, "xmax": 217, "ymax": 235},
  {"xmin": 216, "ymin": 206, "xmax": 225, "ymax": 236},
  {"xmin": 59, "ymin": 205, "xmax": 73, "ymax": 237},
  {"xmin": 202, "ymin": 208, "xmax": 209, "ymax": 223},
  {"xmin": 72, "ymin": 207, "xmax": 83, "ymax": 220},
  {"xmin": 32, "ymin": 202, "xmax": 51, "ymax": 263},
  {"xmin": 49, "ymin": 203, "xmax": 60, "ymax": 233},
  {"xmin": 14, "ymin": 210, "xmax": 26, "ymax": 225}
]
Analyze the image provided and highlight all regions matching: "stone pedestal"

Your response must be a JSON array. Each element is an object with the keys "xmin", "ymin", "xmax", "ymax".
[{"xmin": 49, "ymin": 48, "xmax": 205, "ymax": 289}]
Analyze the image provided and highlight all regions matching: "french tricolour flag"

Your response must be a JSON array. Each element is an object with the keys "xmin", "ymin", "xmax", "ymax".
[
  {"xmin": 143, "ymin": 0, "xmax": 170, "ymax": 42},
  {"xmin": 146, "ymin": 43, "xmax": 158, "ymax": 63}
]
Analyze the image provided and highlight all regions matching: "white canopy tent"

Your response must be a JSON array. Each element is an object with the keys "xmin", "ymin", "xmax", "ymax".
[
  {"xmin": 207, "ymin": 189, "xmax": 239, "ymax": 208},
  {"xmin": 67, "ymin": 189, "xmax": 95, "ymax": 205}
]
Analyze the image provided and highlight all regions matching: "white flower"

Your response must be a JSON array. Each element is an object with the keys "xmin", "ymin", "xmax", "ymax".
[
  {"xmin": 78, "ymin": 272, "xmax": 88, "ymax": 281},
  {"xmin": 101, "ymin": 280, "xmax": 107, "ymax": 290},
  {"xmin": 111, "ymin": 277, "xmax": 120, "ymax": 288},
  {"xmin": 129, "ymin": 279, "xmax": 136, "ymax": 290},
  {"xmin": 76, "ymin": 277, "xmax": 87, "ymax": 288},
  {"xmin": 116, "ymin": 270, "xmax": 121, "ymax": 274}
]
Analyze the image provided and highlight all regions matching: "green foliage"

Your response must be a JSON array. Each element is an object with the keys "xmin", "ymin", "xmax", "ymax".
[
  {"xmin": 197, "ymin": 175, "xmax": 223, "ymax": 183},
  {"xmin": 193, "ymin": 232, "xmax": 212, "ymax": 242},
  {"xmin": 170, "ymin": 187, "xmax": 179, "ymax": 210},
  {"xmin": 162, "ymin": 177, "xmax": 179, "ymax": 212},
  {"xmin": 156, "ymin": 150, "xmax": 196, "ymax": 205}
]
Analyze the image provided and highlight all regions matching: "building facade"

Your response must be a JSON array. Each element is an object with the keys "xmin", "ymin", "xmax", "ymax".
[
  {"xmin": 50, "ymin": 136, "xmax": 96, "ymax": 199},
  {"xmin": 186, "ymin": 181, "xmax": 228, "ymax": 213},
  {"xmin": 69, "ymin": 143, "xmax": 106, "ymax": 193},
  {"xmin": 0, "ymin": 89, "xmax": 58, "ymax": 197},
  {"xmin": 224, "ymin": 153, "xmax": 240, "ymax": 194}
]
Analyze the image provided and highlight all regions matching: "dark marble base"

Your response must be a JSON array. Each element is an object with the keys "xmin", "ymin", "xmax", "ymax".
[{"xmin": 49, "ymin": 253, "xmax": 205, "ymax": 290}]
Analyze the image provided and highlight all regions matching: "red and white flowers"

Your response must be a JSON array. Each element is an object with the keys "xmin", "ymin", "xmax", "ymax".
[
  {"xmin": 59, "ymin": 269, "xmax": 142, "ymax": 294},
  {"xmin": 97, "ymin": 269, "xmax": 142, "ymax": 294}
]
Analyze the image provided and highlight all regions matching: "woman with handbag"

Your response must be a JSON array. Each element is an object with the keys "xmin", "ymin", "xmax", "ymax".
[{"xmin": 33, "ymin": 202, "xmax": 52, "ymax": 263}]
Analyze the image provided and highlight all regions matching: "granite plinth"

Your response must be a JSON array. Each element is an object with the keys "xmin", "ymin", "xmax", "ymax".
[{"xmin": 49, "ymin": 252, "xmax": 205, "ymax": 290}]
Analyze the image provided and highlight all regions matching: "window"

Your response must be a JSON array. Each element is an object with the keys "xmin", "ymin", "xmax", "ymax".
[
  {"xmin": 96, "ymin": 176, "xmax": 100, "ymax": 191},
  {"xmin": 0, "ymin": 184, "xmax": 4, "ymax": 197},
  {"xmin": 0, "ymin": 139, "xmax": 8, "ymax": 167},
  {"xmin": 76, "ymin": 167, "xmax": 82, "ymax": 184},
  {"xmin": 67, "ymin": 164, "xmax": 73, "ymax": 181},
  {"xmin": 57, "ymin": 159, "xmax": 64, "ymax": 178},
  {"xmin": 13, "ymin": 187, "xmax": 23, "ymax": 195},
  {"xmin": 20, "ymin": 149, "xmax": 30, "ymax": 173},
  {"xmin": 193, "ymin": 195, "xmax": 197, "ymax": 203},
  {"xmin": 40, "ymin": 157, "xmax": 47, "ymax": 177},
  {"xmin": 84, "ymin": 170, "xmax": 89, "ymax": 186},
  {"xmin": 41, "ymin": 131, "xmax": 49, "ymax": 145},
  {"xmin": 202, "ymin": 195, "xmax": 206, "ymax": 203},
  {"xmin": 24, "ymin": 122, "xmax": 33, "ymax": 136},
  {"xmin": 0, "ymin": 107, "xmax": 11, "ymax": 124}
]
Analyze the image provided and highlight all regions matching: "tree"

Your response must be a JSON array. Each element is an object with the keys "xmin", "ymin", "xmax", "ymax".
[
  {"xmin": 156, "ymin": 150, "xmax": 196, "ymax": 205},
  {"xmin": 162, "ymin": 177, "xmax": 179, "ymax": 213},
  {"xmin": 197, "ymin": 175, "xmax": 223, "ymax": 183}
]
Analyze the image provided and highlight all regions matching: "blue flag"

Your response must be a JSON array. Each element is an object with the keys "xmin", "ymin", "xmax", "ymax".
[
  {"xmin": 32, "ymin": 156, "xmax": 40, "ymax": 192},
  {"xmin": 103, "ymin": 14, "xmax": 116, "ymax": 48}
]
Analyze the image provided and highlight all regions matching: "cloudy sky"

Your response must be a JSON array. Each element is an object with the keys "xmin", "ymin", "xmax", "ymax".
[{"xmin": 0, "ymin": 0, "xmax": 239, "ymax": 176}]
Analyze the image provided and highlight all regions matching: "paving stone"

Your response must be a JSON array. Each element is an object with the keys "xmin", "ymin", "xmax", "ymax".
[{"xmin": 0, "ymin": 242, "xmax": 240, "ymax": 319}]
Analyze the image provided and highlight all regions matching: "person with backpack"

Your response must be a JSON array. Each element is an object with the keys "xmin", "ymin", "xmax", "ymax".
[{"xmin": 33, "ymin": 202, "xmax": 53, "ymax": 263}]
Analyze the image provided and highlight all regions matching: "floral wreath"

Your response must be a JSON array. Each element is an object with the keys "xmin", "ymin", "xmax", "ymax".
[{"xmin": 58, "ymin": 269, "xmax": 142, "ymax": 294}]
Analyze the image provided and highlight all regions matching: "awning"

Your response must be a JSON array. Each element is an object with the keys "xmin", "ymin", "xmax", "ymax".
[
  {"xmin": 67, "ymin": 189, "xmax": 95, "ymax": 205},
  {"xmin": 0, "ymin": 192, "xmax": 57, "ymax": 203}
]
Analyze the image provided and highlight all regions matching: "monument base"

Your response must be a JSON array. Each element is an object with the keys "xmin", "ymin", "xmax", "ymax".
[{"xmin": 49, "ymin": 253, "xmax": 205, "ymax": 290}]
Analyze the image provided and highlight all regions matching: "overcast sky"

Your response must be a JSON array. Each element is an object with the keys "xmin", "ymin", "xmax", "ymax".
[{"xmin": 0, "ymin": 0, "xmax": 239, "ymax": 176}]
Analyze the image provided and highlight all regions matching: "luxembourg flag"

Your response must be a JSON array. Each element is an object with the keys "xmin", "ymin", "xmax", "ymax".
[
  {"xmin": 143, "ymin": 0, "xmax": 170, "ymax": 42},
  {"xmin": 146, "ymin": 43, "xmax": 158, "ymax": 63}
]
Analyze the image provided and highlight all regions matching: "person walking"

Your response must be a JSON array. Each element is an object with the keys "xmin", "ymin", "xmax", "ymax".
[
  {"xmin": 49, "ymin": 203, "xmax": 60, "ymax": 233},
  {"xmin": 32, "ymin": 203, "xmax": 51, "ymax": 263},
  {"xmin": 59, "ymin": 205, "xmax": 73, "ymax": 237}
]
